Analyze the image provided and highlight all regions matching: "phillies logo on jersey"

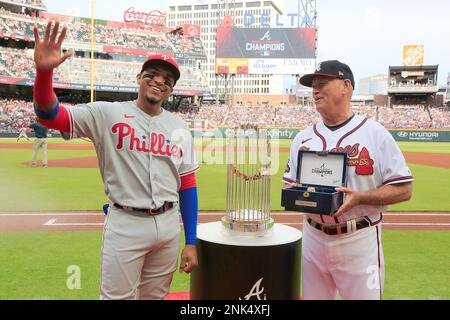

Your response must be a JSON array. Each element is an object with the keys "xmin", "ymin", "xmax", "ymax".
[
  {"xmin": 111, "ymin": 122, "xmax": 183, "ymax": 159},
  {"xmin": 331, "ymin": 143, "xmax": 374, "ymax": 175}
]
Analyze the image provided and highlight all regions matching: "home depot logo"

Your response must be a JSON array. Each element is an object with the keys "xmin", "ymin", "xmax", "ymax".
[{"xmin": 403, "ymin": 45, "xmax": 424, "ymax": 66}]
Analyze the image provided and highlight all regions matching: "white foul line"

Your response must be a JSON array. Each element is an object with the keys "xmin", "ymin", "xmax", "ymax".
[
  {"xmin": 2, "ymin": 212, "xmax": 450, "ymax": 217},
  {"xmin": 0, "ymin": 211, "xmax": 450, "ymax": 218},
  {"xmin": 0, "ymin": 213, "xmax": 104, "ymax": 216},
  {"xmin": 383, "ymin": 213, "xmax": 450, "ymax": 216},
  {"xmin": 383, "ymin": 222, "xmax": 450, "ymax": 226},
  {"xmin": 44, "ymin": 219, "xmax": 57, "ymax": 226},
  {"xmin": 42, "ymin": 219, "xmax": 450, "ymax": 228},
  {"xmin": 44, "ymin": 219, "xmax": 103, "ymax": 226}
]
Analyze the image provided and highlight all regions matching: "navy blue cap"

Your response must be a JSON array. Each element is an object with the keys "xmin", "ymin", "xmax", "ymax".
[{"xmin": 300, "ymin": 60, "xmax": 355, "ymax": 89}]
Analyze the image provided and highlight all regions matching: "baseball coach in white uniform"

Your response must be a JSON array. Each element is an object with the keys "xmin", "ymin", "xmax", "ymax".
[
  {"xmin": 283, "ymin": 60, "xmax": 414, "ymax": 300},
  {"xmin": 32, "ymin": 21, "xmax": 199, "ymax": 300}
]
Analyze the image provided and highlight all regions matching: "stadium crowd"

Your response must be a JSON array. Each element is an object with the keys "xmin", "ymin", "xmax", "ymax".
[
  {"xmin": 1, "ymin": 8, "xmax": 210, "ymax": 91},
  {"xmin": 0, "ymin": 8, "xmax": 206, "ymax": 56},
  {"xmin": 174, "ymin": 103, "xmax": 450, "ymax": 130},
  {"xmin": 1, "ymin": 98, "xmax": 449, "ymax": 134},
  {"xmin": 0, "ymin": 46, "xmax": 208, "ymax": 90},
  {"xmin": 0, "ymin": 98, "xmax": 73, "ymax": 134},
  {"xmin": 0, "ymin": 5, "xmax": 449, "ymax": 135}
]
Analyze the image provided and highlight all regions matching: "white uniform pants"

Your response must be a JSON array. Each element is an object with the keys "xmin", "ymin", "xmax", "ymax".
[
  {"xmin": 31, "ymin": 138, "xmax": 47, "ymax": 166},
  {"xmin": 100, "ymin": 205, "xmax": 180, "ymax": 300},
  {"xmin": 302, "ymin": 220, "xmax": 384, "ymax": 300}
]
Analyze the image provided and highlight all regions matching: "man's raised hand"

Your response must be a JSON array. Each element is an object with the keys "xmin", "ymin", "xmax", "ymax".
[{"xmin": 33, "ymin": 20, "xmax": 73, "ymax": 71}]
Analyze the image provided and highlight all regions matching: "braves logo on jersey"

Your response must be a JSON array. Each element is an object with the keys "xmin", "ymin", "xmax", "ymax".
[
  {"xmin": 331, "ymin": 144, "xmax": 374, "ymax": 175},
  {"xmin": 111, "ymin": 122, "xmax": 183, "ymax": 159},
  {"xmin": 300, "ymin": 143, "xmax": 374, "ymax": 175}
]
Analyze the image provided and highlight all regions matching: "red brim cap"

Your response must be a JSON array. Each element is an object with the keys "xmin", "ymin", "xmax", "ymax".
[{"xmin": 141, "ymin": 55, "xmax": 181, "ymax": 84}]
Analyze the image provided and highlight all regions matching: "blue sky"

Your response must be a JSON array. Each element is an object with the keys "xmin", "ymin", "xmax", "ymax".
[{"xmin": 44, "ymin": 0, "xmax": 450, "ymax": 87}]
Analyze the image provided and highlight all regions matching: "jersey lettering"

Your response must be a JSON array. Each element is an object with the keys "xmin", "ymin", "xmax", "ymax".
[
  {"xmin": 330, "ymin": 143, "xmax": 374, "ymax": 175},
  {"xmin": 331, "ymin": 143, "xmax": 360, "ymax": 158},
  {"xmin": 112, "ymin": 122, "xmax": 183, "ymax": 159}
]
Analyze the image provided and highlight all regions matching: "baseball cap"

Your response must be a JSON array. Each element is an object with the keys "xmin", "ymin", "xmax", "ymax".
[
  {"xmin": 141, "ymin": 54, "xmax": 181, "ymax": 85},
  {"xmin": 299, "ymin": 60, "xmax": 355, "ymax": 89}
]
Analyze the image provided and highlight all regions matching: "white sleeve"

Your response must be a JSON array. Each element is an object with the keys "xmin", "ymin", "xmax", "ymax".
[
  {"xmin": 282, "ymin": 133, "xmax": 302, "ymax": 184},
  {"xmin": 173, "ymin": 124, "xmax": 199, "ymax": 177},
  {"xmin": 378, "ymin": 127, "xmax": 414, "ymax": 185},
  {"xmin": 65, "ymin": 102, "xmax": 107, "ymax": 141}
]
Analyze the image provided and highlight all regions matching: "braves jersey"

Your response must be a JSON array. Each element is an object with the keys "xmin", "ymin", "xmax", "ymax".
[
  {"xmin": 63, "ymin": 100, "xmax": 199, "ymax": 209},
  {"xmin": 283, "ymin": 114, "xmax": 414, "ymax": 224}
]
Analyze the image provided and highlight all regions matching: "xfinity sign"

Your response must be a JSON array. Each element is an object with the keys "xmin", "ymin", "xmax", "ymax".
[{"xmin": 244, "ymin": 12, "xmax": 313, "ymax": 27}]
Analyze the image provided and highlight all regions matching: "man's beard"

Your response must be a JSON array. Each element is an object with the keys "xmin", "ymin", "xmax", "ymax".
[{"xmin": 145, "ymin": 95, "xmax": 161, "ymax": 105}]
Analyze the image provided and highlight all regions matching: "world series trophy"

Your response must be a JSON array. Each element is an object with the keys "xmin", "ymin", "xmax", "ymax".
[
  {"xmin": 222, "ymin": 124, "xmax": 274, "ymax": 236},
  {"xmin": 190, "ymin": 124, "xmax": 302, "ymax": 300}
]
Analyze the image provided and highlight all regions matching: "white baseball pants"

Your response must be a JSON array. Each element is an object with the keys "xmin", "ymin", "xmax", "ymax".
[
  {"xmin": 302, "ymin": 220, "xmax": 384, "ymax": 300},
  {"xmin": 100, "ymin": 205, "xmax": 180, "ymax": 300}
]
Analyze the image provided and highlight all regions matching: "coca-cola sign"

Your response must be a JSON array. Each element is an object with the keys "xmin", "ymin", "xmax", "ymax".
[{"xmin": 123, "ymin": 7, "xmax": 166, "ymax": 26}]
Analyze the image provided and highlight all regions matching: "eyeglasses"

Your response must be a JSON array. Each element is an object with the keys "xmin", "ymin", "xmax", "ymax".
[{"xmin": 141, "ymin": 72, "xmax": 174, "ymax": 89}]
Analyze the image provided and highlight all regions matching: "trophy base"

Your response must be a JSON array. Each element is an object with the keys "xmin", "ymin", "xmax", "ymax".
[{"xmin": 221, "ymin": 216, "xmax": 274, "ymax": 237}]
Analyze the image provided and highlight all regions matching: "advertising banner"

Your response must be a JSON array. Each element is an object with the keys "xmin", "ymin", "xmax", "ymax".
[
  {"xmin": 216, "ymin": 27, "xmax": 315, "ymax": 75},
  {"xmin": 0, "ymin": 76, "xmax": 208, "ymax": 95},
  {"xmin": 390, "ymin": 129, "xmax": 450, "ymax": 142},
  {"xmin": 102, "ymin": 46, "xmax": 174, "ymax": 58},
  {"xmin": 248, "ymin": 58, "xmax": 315, "ymax": 75}
]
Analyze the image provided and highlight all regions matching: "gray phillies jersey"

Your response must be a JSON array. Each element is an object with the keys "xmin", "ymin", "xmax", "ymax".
[{"xmin": 64, "ymin": 100, "xmax": 199, "ymax": 209}]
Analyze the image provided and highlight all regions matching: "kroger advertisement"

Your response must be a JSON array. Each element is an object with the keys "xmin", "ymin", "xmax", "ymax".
[{"xmin": 248, "ymin": 58, "xmax": 315, "ymax": 75}]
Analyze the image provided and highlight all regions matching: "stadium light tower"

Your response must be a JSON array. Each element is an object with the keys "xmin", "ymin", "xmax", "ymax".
[
  {"xmin": 297, "ymin": 0, "xmax": 317, "ymax": 28},
  {"xmin": 216, "ymin": 0, "xmax": 236, "ymax": 25},
  {"xmin": 216, "ymin": 0, "xmax": 236, "ymax": 106},
  {"xmin": 298, "ymin": 0, "xmax": 317, "ymax": 56},
  {"xmin": 297, "ymin": 0, "xmax": 317, "ymax": 106}
]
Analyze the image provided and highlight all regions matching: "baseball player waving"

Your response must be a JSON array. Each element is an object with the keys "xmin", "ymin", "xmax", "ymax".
[
  {"xmin": 283, "ymin": 60, "xmax": 414, "ymax": 300},
  {"xmin": 33, "ymin": 21, "xmax": 199, "ymax": 300}
]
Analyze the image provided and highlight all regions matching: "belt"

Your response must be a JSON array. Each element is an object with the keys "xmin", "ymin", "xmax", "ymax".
[
  {"xmin": 306, "ymin": 217, "xmax": 371, "ymax": 235},
  {"xmin": 113, "ymin": 201, "xmax": 175, "ymax": 216}
]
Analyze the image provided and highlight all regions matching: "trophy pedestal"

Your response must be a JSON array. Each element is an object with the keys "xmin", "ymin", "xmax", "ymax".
[{"xmin": 190, "ymin": 221, "xmax": 302, "ymax": 300}]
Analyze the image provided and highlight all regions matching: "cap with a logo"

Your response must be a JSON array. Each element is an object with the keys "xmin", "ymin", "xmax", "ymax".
[
  {"xmin": 141, "ymin": 54, "xmax": 181, "ymax": 84},
  {"xmin": 299, "ymin": 60, "xmax": 354, "ymax": 89}
]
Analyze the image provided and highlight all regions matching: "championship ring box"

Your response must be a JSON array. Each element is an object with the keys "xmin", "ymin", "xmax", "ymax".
[{"xmin": 281, "ymin": 150, "xmax": 347, "ymax": 215}]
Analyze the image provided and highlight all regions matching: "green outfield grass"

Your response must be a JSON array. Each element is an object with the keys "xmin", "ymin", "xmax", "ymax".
[
  {"xmin": 1, "ymin": 137, "xmax": 94, "ymax": 145},
  {"xmin": 0, "ymin": 148, "xmax": 105, "ymax": 211},
  {"xmin": 0, "ymin": 138, "xmax": 449, "ymax": 300},
  {"xmin": 0, "ymin": 138, "xmax": 449, "ymax": 211},
  {"xmin": 0, "ymin": 230, "xmax": 448, "ymax": 300},
  {"xmin": 397, "ymin": 164, "xmax": 450, "ymax": 211},
  {"xmin": 397, "ymin": 142, "xmax": 450, "ymax": 154},
  {"xmin": 0, "ymin": 231, "xmax": 190, "ymax": 300}
]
